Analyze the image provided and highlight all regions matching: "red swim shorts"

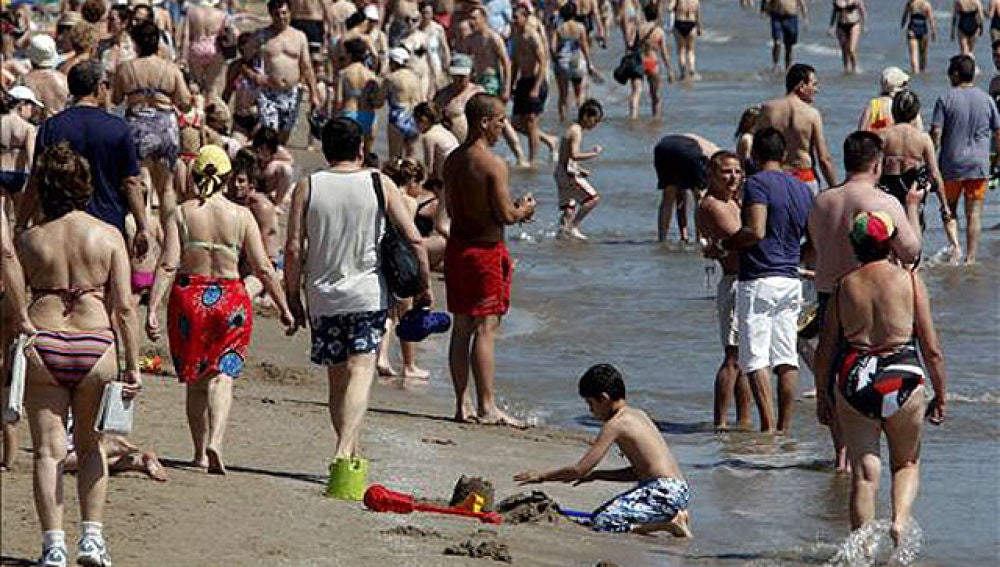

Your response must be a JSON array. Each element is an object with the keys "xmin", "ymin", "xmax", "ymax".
[
  {"xmin": 445, "ymin": 241, "xmax": 512, "ymax": 318},
  {"xmin": 943, "ymin": 178, "xmax": 987, "ymax": 203}
]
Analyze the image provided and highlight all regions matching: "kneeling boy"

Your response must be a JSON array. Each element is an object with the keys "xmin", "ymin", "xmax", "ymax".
[{"xmin": 514, "ymin": 364, "xmax": 692, "ymax": 536}]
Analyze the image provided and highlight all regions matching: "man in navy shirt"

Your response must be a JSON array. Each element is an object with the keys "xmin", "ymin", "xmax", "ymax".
[
  {"xmin": 28, "ymin": 60, "xmax": 149, "ymax": 256},
  {"xmin": 723, "ymin": 127, "xmax": 813, "ymax": 433}
]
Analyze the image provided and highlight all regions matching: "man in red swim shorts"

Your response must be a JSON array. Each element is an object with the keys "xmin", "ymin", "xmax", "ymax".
[{"xmin": 442, "ymin": 93, "xmax": 536, "ymax": 427}]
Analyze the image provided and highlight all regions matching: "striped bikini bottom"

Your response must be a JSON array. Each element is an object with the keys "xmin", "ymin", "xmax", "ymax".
[{"xmin": 31, "ymin": 329, "xmax": 115, "ymax": 389}]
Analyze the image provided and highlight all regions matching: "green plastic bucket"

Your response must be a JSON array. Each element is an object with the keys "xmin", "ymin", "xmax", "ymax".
[{"xmin": 325, "ymin": 457, "xmax": 368, "ymax": 500}]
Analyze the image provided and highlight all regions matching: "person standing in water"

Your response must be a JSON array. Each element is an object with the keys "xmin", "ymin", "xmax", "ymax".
[
  {"xmin": 952, "ymin": 0, "xmax": 984, "ymax": 57},
  {"xmin": 759, "ymin": 63, "xmax": 838, "ymax": 193},
  {"xmin": 554, "ymin": 99, "xmax": 604, "ymax": 240},
  {"xmin": 442, "ymin": 94, "xmax": 536, "ymax": 427},
  {"xmin": 901, "ymin": 0, "xmax": 937, "ymax": 75},
  {"xmin": 672, "ymin": 0, "xmax": 702, "ymax": 81},
  {"xmin": 830, "ymin": 0, "xmax": 866, "ymax": 74},
  {"xmin": 813, "ymin": 210, "xmax": 947, "ymax": 548},
  {"xmin": 763, "ymin": 0, "xmax": 809, "ymax": 72}
]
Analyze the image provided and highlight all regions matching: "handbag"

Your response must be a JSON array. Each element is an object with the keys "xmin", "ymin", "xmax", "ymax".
[
  {"xmin": 3, "ymin": 334, "xmax": 29, "ymax": 423},
  {"xmin": 94, "ymin": 382, "xmax": 134, "ymax": 436},
  {"xmin": 613, "ymin": 26, "xmax": 656, "ymax": 85},
  {"xmin": 371, "ymin": 172, "xmax": 422, "ymax": 299}
]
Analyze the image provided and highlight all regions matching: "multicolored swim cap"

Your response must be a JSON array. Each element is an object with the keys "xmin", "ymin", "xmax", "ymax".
[
  {"xmin": 849, "ymin": 211, "xmax": 895, "ymax": 246},
  {"xmin": 191, "ymin": 145, "xmax": 231, "ymax": 200}
]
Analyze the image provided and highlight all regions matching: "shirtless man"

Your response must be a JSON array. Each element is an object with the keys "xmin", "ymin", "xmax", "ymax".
[
  {"xmin": 385, "ymin": 0, "xmax": 421, "ymax": 46},
  {"xmin": 697, "ymin": 151, "xmax": 752, "ymax": 430},
  {"xmin": 382, "ymin": 47, "xmax": 426, "ymax": 159},
  {"xmin": 510, "ymin": 4, "xmax": 558, "ymax": 164},
  {"xmin": 672, "ymin": 0, "xmax": 702, "ymax": 81},
  {"xmin": 630, "ymin": 3, "xmax": 672, "ymax": 120},
  {"xmin": 255, "ymin": 0, "xmax": 322, "ymax": 145},
  {"xmin": 433, "ymin": 53, "xmax": 484, "ymax": 142},
  {"xmin": 179, "ymin": 0, "xmax": 229, "ymax": 98},
  {"xmin": 442, "ymin": 94, "xmax": 536, "ymax": 426},
  {"xmin": 463, "ymin": 7, "xmax": 529, "ymax": 165},
  {"xmin": 763, "ymin": 0, "xmax": 809, "ymax": 72},
  {"xmin": 653, "ymin": 132, "xmax": 718, "ymax": 242},
  {"xmin": 289, "ymin": 0, "xmax": 330, "ymax": 76},
  {"xmin": 808, "ymin": 131, "xmax": 923, "ymax": 470},
  {"xmin": 575, "ymin": 0, "xmax": 607, "ymax": 48},
  {"xmin": 759, "ymin": 63, "xmax": 837, "ymax": 193},
  {"xmin": 24, "ymin": 34, "xmax": 69, "ymax": 116}
]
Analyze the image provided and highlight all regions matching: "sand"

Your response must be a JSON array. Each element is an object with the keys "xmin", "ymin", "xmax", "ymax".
[{"xmin": 1, "ymin": 308, "xmax": 691, "ymax": 566}]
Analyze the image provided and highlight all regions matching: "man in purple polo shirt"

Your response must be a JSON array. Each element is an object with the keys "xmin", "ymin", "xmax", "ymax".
[{"xmin": 723, "ymin": 126, "xmax": 814, "ymax": 434}]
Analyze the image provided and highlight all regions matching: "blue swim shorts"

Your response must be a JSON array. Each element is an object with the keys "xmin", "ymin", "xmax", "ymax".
[
  {"xmin": 590, "ymin": 477, "xmax": 691, "ymax": 533},
  {"xmin": 309, "ymin": 310, "xmax": 388, "ymax": 366}
]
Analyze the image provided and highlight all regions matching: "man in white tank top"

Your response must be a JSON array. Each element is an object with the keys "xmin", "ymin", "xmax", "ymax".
[{"xmin": 284, "ymin": 117, "xmax": 432, "ymax": 461}]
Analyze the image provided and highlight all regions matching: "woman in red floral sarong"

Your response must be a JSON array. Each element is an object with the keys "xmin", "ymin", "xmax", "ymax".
[{"xmin": 146, "ymin": 145, "xmax": 293, "ymax": 474}]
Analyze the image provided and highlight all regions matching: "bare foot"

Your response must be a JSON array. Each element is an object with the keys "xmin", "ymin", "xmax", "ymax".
[
  {"xmin": 378, "ymin": 363, "xmax": 400, "ymax": 377},
  {"xmin": 890, "ymin": 519, "xmax": 905, "ymax": 547},
  {"xmin": 403, "ymin": 365, "xmax": 430, "ymax": 381},
  {"xmin": 476, "ymin": 408, "xmax": 529, "ymax": 429},
  {"xmin": 0, "ymin": 464, "xmax": 9, "ymax": 473},
  {"xmin": 515, "ymin": 159, "xmax": 531, "ymax": 169},
  {"xmin": 192, "ymin": 456, "xmax": 209, "ymax": 469},
  {"xmin": 664, "ymin": 509, "xmax": 694, "ymax": 538},
  {"xmin": 141, "ymin": 452, "xmax": 168, "ymax": 482},
  {"xmin": 206, "ymin": 448, "xmax": 226, "ymax": 475},
  {"xmin": 568, "ymin": 227, "xmax": 589, "ymax": 241}
]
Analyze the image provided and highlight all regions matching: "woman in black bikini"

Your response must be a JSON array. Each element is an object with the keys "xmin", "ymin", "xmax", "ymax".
[
  {"xmin": 952, "ymin": 0, "xmax": 985, "ymax": 56},
  {"xmin": 901, "ymin": 0, "xmax": 937, "ymax": 74},
  {"xmin": 830, "ymin": 0, "xmax": 866, "ymax": 74}
]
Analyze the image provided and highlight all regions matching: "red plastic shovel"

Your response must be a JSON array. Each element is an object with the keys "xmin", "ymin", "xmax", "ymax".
[{"xmin": 364, "ymin": 484, "xmax": 503, "ymax": 524}]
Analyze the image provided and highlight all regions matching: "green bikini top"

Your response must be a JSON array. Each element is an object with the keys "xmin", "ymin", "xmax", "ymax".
[{"xmin": 176, "ymin": 205, "xmax": 241, "ymax": 259}]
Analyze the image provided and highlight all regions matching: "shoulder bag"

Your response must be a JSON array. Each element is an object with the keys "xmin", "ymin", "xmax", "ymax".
[{"xmin": 371, "ymin": 172, "xmax": 422, "ymax": 299}]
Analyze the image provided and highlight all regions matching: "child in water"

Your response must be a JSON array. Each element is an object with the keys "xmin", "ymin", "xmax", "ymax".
[
  {"xmin": 514, "ymin": 364, "xmax": 693, "ymax": 537},
  {"xmin": 554, "ymin": 99, "xmax": 604, "ymax": 240}
]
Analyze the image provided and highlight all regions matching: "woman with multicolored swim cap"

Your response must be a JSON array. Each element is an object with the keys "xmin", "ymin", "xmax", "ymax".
[
  {"xmin": 145, "ymin": 144, "xmax": 294, "ymax": 475},
  {"xmin": 814, "ymin": 210, "xmax": 948, "ymax": 548}
]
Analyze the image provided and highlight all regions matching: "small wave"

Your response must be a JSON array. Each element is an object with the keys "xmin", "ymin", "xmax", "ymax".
[
  {"xmin": 699, "ymin": 30, "xmax": 731, "ymax": 44},
  {"xmin": 826, "ymin": 518, "xmax": 922, "ymax": 567},
  {"xmin": 798, "ymin": 42, "xmax": 841, "ymax": 57},
  {"xmin": 946, "ymin": 391, "xmax": 1000, "ymax": 404}
]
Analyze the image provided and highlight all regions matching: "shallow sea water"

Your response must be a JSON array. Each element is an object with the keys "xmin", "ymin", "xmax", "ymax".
[{"xmin": 365, "ymin": 1, "xmax": 999, "ymax": 565}]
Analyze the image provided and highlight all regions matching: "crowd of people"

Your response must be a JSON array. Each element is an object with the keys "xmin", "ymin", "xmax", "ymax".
[{"xmin": 0, "ymin": 0, "xmax": 990, "ymax": 565}]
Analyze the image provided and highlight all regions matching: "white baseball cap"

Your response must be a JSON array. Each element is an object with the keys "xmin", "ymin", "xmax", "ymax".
[
  {"xmin": 8, "ymin": 85, "xmax": 44, "ymax": 108},
  {"xmin": 363, "ymin": 5, "xmax": 380, "ymax": 21},
  {"xmin": 27, "ymin": 34, "xmax": 59, "ymax": 69}
]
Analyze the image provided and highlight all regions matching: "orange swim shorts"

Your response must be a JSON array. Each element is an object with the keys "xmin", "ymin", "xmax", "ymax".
[
  {"xmin": 445, "ymin": 241, "xmax": 512, "ymax": 318},
  {"xmin": 943, "ymin": 178, "xmax": 987, "ymax": 203}
]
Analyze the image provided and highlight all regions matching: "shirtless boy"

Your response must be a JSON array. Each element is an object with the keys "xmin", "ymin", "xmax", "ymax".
[
  {"xmin": 555, "ymin": 99, "xmax": 603, "ymax": 240},
  {"xmin": 443, "ymin": 94, "xmax": 536, "ymax": 427},
  {"xmin": 759, "ymin": 63, "xmax": 838, "ymax": 193},
  {"xmin": 515, "ymin": 364, "xmax": 692, "ymax": 537},
  {"xmin": 696, "ymin": 151, "xmax": 752, "ymax": 430}
]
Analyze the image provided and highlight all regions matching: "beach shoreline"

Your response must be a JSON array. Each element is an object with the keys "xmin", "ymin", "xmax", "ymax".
[{"xmin": 1, "ymin": 303, "xmax": 692, "ymax": 566}]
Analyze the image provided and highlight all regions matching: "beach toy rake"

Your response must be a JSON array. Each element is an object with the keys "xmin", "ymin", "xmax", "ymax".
[{"xmin": 364, "ymin": 484, "xmax": 503, "ymax": 524}]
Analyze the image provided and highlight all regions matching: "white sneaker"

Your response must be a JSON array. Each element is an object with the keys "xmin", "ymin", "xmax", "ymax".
[
  {"xmin": 38, "ymin": 545, "xmax": 68, "ymax": 567},
  {"xmin": 76, "ymin": 536, "xmax": 111, "ymax": 567}
]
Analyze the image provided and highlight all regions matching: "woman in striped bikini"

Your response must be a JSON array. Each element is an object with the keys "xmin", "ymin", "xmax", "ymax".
[{"xmin": 19, "ymin": 142, "xmax": 142, "ymax": 567}]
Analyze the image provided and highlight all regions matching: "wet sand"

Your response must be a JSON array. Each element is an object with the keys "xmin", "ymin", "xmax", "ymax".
[{"xmin": 1, "ymin": 301, "xmax": 689, "ymax": 566}]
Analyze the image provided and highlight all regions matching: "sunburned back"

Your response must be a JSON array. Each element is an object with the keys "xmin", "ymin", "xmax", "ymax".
[
  {"xmin": 176, "ymin": 197, "xmax": 247, "ymax": 278},
  {"xmin": 880, "ymin": 124, "xmax": 926, "ymax": 174},
  {"xmin": 24, "ymin": 70, "xmax": 68, "ymax": 115},
  {"xmin": 444, "ymin": 144, "xmax": 504, "ymax": 243},
  {"xmin": 21, "ymin": 212, "xmax": 117, "ymax": 330},
  {"xmin": 838, "ymin": 263, "xmax": 915, "ymax": 351},
  {"xmin": 387, "ymin": 68, "xmax": 423, "ymax": 106},
  {"xmin": 613, "ymin": 407, "xmax": 683, "ymax": 481}
]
